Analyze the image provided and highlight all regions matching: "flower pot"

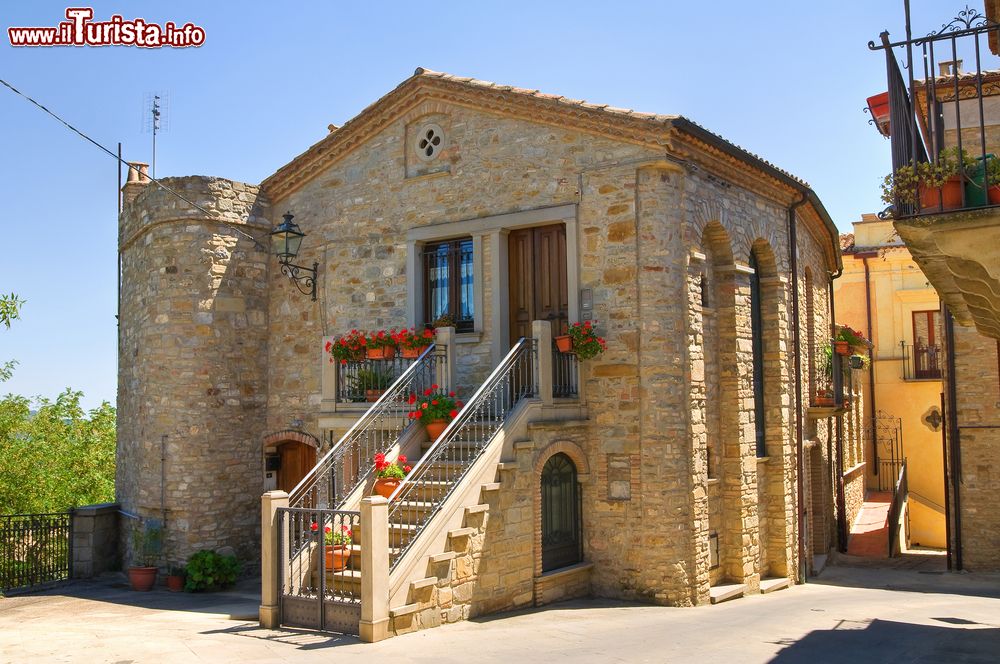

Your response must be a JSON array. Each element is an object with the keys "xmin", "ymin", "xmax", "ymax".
[
  {"xmin": 989, "ymin": 184, "xmax": 1000, "ymax": 205},
  {"xmin": 373, "ymin": 477, "xmax": 402, "ymax": 500},
  {"xmin": 166, "ymin": 574, "xmax": 185, "ymax": 592},
  {"xmin": 325, "ymin": 545, "xmax": 352, "ymax": 571},
  {"xmin": 365, "ymin": 388, "xmax": 384, "ymax": 402},
  {"xmin": 400, "ymin": 345, "xmax": 429, "ymax": 359},
  {"xmin": 833, "ymin": 341, "xmax": 851, "ymax": 356},
  {"xmin": 424, "ymin": 419, "xmax": 448, "ymax": 441},
  {"xmin": 813, "ymin": 395, "xmax": 835, "ymax": 408},
  {"xmin": 554, "ymin": 335, "xmax": 573, "ymax": 353},
  {"xmin": 918, "ymin": 177, "xmax": 964, "ymax": 212},
  {"xmin": 366, "ymin": 346, "xmax": 396, "ymax": 360},
  {"xmin": 128, "ymin": 566, "xmax": 158, "ymax": 592}
]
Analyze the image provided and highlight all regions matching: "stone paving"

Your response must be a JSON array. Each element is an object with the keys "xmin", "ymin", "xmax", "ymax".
[{"xmin": 2, "ymin": 565, "xmax": 999, "ymax": 663}]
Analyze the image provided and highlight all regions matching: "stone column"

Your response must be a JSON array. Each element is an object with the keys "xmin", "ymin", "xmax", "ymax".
[
  {"xmin": 71, "ymin": 503, "xmax": 120, "ymax": 579},
  {"xmin": 435, "ymin": 325, "xmax": 456, "ymax": 392},
  {"xmin": 532, "ymin": 320, "xmax": 553, "ymax": 406},
  {"xmin": 359, "ymin": 496, "xmax": 390, "ymax": 642},
  {"xmin": 259, "ymin": 490, "xmax": 288, "ymax": 629}
]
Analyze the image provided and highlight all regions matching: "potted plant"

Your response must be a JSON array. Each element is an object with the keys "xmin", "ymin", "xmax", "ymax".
[
  {"xmin": 372, "ymin": 452, "xmax": 412, "ymax": 499},
  {"xmin": 881, "ymin": 148, "xmax": 974, "ymax": 212},
  {"xmin": 836, "ymin": 325, "xmax": 871, "ymax": 353},
  {"xmin": 555, "ymin": 321, "xmax": 607, "ymax": 359},
  {"xmin": 312, "ymin": 521, "xmax": 353, "ymax": 571},
  {"xmin": 365, "ymin": 328, "xmax": 398, "ymax": 360},
  {"xmin": 127, "ymin": 522, "xmax": 161, "ymax": 592},
  {"xmin": 397, "ymin": 327, "xmax": 435, "ymax": 359},
  {"xmin": 431, "ymin": 313, "xmax": 455, "ymax": 329},
  {"xmin": 165, "ymin": 565, "xmax": 185, "ymax": 592},
  {"xmin": 184, "ymin": 550, "xmax": 239, "ymax": 592},
  {"xmin": 352, "ymin": 367, "xmax": 394, "ymax": 402},
  {"xmin": 326, "ymin": 329, "xmax": 366, "ymax": 365},
  {"xmin": 814, "ymin": 387, "xmax": 836, "ymax": 408},
  {"xmin": 986, "ymin": 156, "xmax": 1000, "ymax": 205},
  {"xmin": 407, "ymin": 387, "xmax": 462, "ymax": 440}
]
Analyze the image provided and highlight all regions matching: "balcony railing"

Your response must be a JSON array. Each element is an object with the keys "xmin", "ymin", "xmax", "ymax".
[
  {"xmin": 812, "ymin": 343, "xmax": 848, "ymax": 409},
  {"xmin": 870, "ymin": 8, "xmax": 1000, "ymax": 219},
  {"xmin": 901, "ymin": 342, "xmax": 943, "ymax": 380},
  {"xmin": 336, "ymin": 348, "xmax": 446, "ymax": 403},
  {"xmin": 551, "ymin": 341, "xmax": 579, "ymax": 398}
]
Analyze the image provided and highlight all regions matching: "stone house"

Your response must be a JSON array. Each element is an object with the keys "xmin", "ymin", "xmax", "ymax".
[{"xmin": 116, "ymin": 68, "xmax": 844, "ymax": 637}]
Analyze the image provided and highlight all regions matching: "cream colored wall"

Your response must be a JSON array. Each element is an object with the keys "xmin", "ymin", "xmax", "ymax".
[{"xmin": 832, "ymin": 217, "xmax": 945, "ymax": 548}]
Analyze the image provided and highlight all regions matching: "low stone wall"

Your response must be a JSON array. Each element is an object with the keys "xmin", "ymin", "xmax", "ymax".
[
  {"xmin": 534, "ymin": 562, "xmax": 592, "ymax": 605},
  {"xmin": 843, "ymin": 463, "xmax": 865, "ymax": 532},
  {"xmin": 72, "ymin": 503, "xmax": 120, "ymax": 578}
]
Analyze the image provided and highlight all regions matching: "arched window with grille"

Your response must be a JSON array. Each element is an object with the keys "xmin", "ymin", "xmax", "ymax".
[
  {"xmin": 749, "ymin": 250, "xmax": 766, "ymax": 457},
  {"xmin": 541, "ymin": 453, "xmax": 581, "ymax": 572}
]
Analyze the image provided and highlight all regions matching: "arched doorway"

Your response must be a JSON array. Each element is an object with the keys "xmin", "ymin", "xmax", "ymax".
[
  {"xmin": 541, "ymin": 453, "xmax": 581, "ymax": 572},
  {"xmin": 276, "ymin": 441, "xmax": 316, "ymax": 493}
]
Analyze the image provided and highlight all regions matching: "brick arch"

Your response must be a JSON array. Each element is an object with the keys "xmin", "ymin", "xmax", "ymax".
[
  {"xmin": 398, "ymin": 100, "xmax": 453, "ymax": 128},
  {"xmin": 533, "ymin": 440, "xmax": 590, "ymax": 577},
  {"xmin": 738, "ymin": 226, "xmax": 787, "ymax": 273},
  {"xmin": 262, "ymin": 429, "xmax": 321, "ymax": 449},
  {"xmin": 689, "ymin": 199, "xmax": 737, "ymax": 251}
]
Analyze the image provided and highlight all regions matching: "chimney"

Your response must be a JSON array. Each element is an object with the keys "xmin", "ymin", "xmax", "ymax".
[
  {"xmin": 939, "ymin": 59, "xmax": 963, "ymax": 77},
  {"xmin": 122, "ymin": 162, "xmax": 150, "ymax": 206}
]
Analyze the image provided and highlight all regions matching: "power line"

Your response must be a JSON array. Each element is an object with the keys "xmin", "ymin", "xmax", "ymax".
[{"xmin": 0, "ymin": 77, "xmax": 264, "ymax": 248}]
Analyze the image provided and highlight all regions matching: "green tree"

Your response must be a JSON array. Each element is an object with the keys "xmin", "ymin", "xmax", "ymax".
[
  {"xmin": 0, "ymin": 292, "xmax": 24, "ymax": 381},
  {"xmin": 0, "ymin": 390, "xmax": 116, "ymax": 514}
]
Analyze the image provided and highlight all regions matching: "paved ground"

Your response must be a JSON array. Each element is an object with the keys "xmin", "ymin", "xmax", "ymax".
[
  {"xmin": 2, "ymin": 564, "xmax": 1000, "ymax": 663},
  {"xmin": 846, "ymin": 491, "xmax": 892, "ymax": 558}
]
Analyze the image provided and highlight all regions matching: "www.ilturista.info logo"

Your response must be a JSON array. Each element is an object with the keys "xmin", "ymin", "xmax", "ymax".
[{"xmin": 8, "ymin": 7, "xmax": 205, "ymax": 48}]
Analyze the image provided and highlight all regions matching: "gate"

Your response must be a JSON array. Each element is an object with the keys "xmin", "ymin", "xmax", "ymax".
[
  {"xmin": 871, "ymin": 410, "xmax": 903, "ymax": 492},
  {"xmin": 0, "ymin": 512, "xmax": 72, "ymax": 593},
  {"xmin": 277, "ymin": 506, "xmax": 361, "ymax": 634}
]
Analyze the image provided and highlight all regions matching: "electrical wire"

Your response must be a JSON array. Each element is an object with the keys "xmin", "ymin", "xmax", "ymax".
[{"xmin": 0, "ymin": 76, "xmax": 265, "ymax": 248}]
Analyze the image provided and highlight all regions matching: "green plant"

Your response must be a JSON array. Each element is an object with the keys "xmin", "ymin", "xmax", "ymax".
[
  {"xmin": 167, "ymin": 565, "xmax": 185, "ymax": 577},
  {"xmin": 566, "ymin": 321, "xmax": 607, "ymax": 360},
  {"xmin": 312, "ymin": 521, "xmax": 353, "ymax": 545},
  {"xmin": 373, "ymin": 452, "xmax": 411, "ymax": 479},
  {"xmin": 881, "ymin": 148, "xmax": 975, "ymax": 205},
  {"xmin": 836, "ymin": 325, "xmax": 871, "ymax": 349},
  {"xmin": 431, "ymin": 312, "xmax": 455, "ymax": 329},
  {"xmin": 396, "ymin": 327, "xmax": 435, "ymax": 350},
  {"xmin": 366, "ymin": 328, "xmax": 399, "ymax": 350},
  {"xmin": 130, "ymin": 522, "xmax": 162, "ymax": 567},
  {"xmin": 986, "ymin": 156, "xmax": 1000, "ymax": 186},
  {"xmin": 820, "ymin": 343, "xmax": 834, "ymax": 381},
  {"xmin": 407, "ymin": 387, "xmax": 462, "ymax": 424},
  {"xmin": 184, "ymin": 550, "xmax": 239, "ymax": 592},
  {"xmin": 352, "ymin": 368, "xmax": 393, "ymax": 391},
  {"xmin": 326, "ymin": 330, "xmax": 366, "ymax": 365}
]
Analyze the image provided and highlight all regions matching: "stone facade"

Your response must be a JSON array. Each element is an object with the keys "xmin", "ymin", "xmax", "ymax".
[{"xmin": 119, "ymin": 69, "xmax": 842, "ymax": 606}]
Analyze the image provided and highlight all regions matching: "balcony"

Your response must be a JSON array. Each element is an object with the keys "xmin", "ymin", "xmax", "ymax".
[
  {"xmin": 871, "ymin": 8, "xmax": 1000, "ymax": 338},
  {"xmin": 900, "ymin": 342, "xmax": 943, "ymax": 380}
]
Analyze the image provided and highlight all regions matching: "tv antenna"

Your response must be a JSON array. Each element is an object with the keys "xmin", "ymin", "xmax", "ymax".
[{"xmin": 142, "ymin": 92, "xmax": 169, "ymax": 178}]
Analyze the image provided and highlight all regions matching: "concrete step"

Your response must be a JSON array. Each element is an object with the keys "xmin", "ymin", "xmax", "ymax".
[
  {"xmin": 760, "ymin": 577, "xmax": 790, "ymax": 594},
  {"xmin": 709, "ymin": 583, "xmax": 746, "ymax": 604}
]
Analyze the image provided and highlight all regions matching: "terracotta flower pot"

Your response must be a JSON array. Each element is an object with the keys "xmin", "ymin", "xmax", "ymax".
[
  {"xmin": 366, "ymin": 346, "xmax": 396, "ymax": 360},
  {"xmin": 373, "ymin": 477, "xmax": 402, "ymax": 500},
  {"xmin": 989, "ymin": 184, "xmax": 1000, "ymax": 205},
  {"xmin": 833, "ymin": 341, "xmax": 851, "ymax": 356},
  {"xmin": 166, "ymin": 574, "xmax": 185, "ymax": 592},
  {"xmin": 325, "ymin": 545, "xmax": 352, "ymax": 571},
  {"xmin": 814, "ymin": 394, "xmax": 836, "ymax": 408},
  {"xmin": 554, "ymin": 335, "xmax": 573, "ymax": 353},
  {"xmin": 365, "ymin": 388, "xmax": 384, "ymax": 402},
  {"xmin": 919, "ymin": 177, "xmax": 964, "ymax": 212},
  {"xmin": 128, "ymin": 566, "xmax": 158, "ymax": 592},
  {"xmin": 424, "ymin": 419, "xmax": 448, "ymax": 441},
  {"xmin": 400, "ymin": 345, "xmax": 429, "ymax": 359}
]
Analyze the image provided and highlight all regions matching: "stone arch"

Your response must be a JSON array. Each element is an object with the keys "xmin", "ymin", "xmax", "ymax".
[
  {"xmin": 263, "ymin": 430, "xmax": 320, "ymax": 495},
  {"xmin": 533, "ymin": 440, "xmax": 589, "ymax": 577},
  {"xmin": 262, "ymin": 429, "xmax": 321, "ymax": 449}
]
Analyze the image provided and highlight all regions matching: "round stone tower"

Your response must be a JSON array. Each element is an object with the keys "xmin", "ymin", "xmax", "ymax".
[{"xmin": 117, "ymin": 168, "xmax": 272, "ymax": 565}]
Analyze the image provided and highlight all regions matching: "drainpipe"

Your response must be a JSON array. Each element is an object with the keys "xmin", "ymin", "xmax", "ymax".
[
  {"xmin": 943, "ymin": 305, "xmax": 963, "ymax": 570},
  {"xmin": 940, "ymin": 392, "xmax": 952, "ymax": 570},
  {"xmin": 787, "ymin": 193, "xmax": 808, "ymax": 581},
  {"xmin": 828, "ymin": 267, "xmax": 848, "ymax": 552}
]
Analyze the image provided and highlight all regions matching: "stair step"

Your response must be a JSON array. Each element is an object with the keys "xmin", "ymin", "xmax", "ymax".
[
  {"xmin": 429, "ymin": 551, "xmax": 456, "ymax": 564},
  {"xmin": 709, "ymin": 583, "xmax": 746, "ymax": 604},
  {"xmin": 481, "ymin": 482, "xmax": 501, "ymax": 492},
  {"xmin": 465, "ymin": 504, "xmax": 489, "ymax": 515},
  {"xmin": 390, "ymin": 603, "xmax": 420, "ymax": 618},
  {"xmin": 760, "ymin": 577, "xmax": 790, "ymax": 594},
  {"xmin": 410, "ymin": 576, "xmax": 437, "ymax": 590},
  {"xmin": 448, "ymin": 527, "xmax": 476, "ymax": 539}
]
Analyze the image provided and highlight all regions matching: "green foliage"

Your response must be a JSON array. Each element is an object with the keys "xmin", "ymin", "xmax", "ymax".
[
  {"xmin": 352, "ymin": 367, "xmax": 393, "ymax": 391},
  {"xmin": 881, "ymin": 149, "xmax": 976, "ymax": 205},
  {"xmin": 130, "ymin": 522, "xmax": 162, "ymax": 567},
  {"xmin": 184, "ymin": 550, "xmax": 240, "ymax": 592},
  {"xmin": 0, "ymin": 293, "xmax": 24, "ymax": 330},
  {"xmin": 0, "ymin": 390, "xmax": 116, "ymax": 514}
]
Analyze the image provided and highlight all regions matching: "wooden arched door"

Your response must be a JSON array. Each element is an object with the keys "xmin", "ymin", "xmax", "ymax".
[{"xmin": 276, "ymin": 441, "xmax": 316, "ymax": 493}]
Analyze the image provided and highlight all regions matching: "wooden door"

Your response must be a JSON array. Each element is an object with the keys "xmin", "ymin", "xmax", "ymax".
[
  {"xmin": 276, "ymin": 441, "xmax": 316, "ymax": 493},
  {"xmin": 508, "ymin": 224, "xmax": 568, "ymax": 344}
]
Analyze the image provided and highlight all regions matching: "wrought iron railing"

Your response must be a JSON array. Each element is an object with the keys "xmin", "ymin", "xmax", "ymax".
[
  {"xmin": 887, "ymin": 459, "xmax": 908, "ymax": 557},
  {"xmin": 812, "ymin": 342, "xmax": 847, "ymax": 407},
  {"xmin": 278, "ymin": 507, "xmax": 361, "ymax": 603},
  {"xmin": 290, "ymin": 344, "xmax": 445, "ymax": 509},
  {"xmin": 0, "ymin": 512, "xmax": 71, "ymax": 592},
  {"xmin": 901, "ymin": 343, "xmax": 943, "ymax": 380},
  {"xmin": 552, "ymin": 342, "xmax": 579, "ymax": 398},
  {"xmin": 387, "ymin": 338, "xmax": 537, "ymax": 569},
  {"xmin": 337, "ymin": 354, "xmax": 429, "ymax": 403},
  {"xmin": 871, "ymin": 8, "xmax": 1000, "ymax": 218}
]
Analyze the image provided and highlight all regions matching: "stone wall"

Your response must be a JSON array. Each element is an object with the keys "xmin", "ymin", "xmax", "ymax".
[
  {"xmin": 117, "ymin": 175, "xmax": 271, "ymax": 565},
  {"xmin": 71, "ymin": 503, "xmax": 120, "ymax": 578},
  {"xmin": 948, "ymin": 321, "xmax": 1000, "ymax": 571}
]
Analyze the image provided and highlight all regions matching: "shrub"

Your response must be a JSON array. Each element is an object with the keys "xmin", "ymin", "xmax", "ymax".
[{"xmin": 184, "ymin": 550, "xmax": 239, "ymax": 592}]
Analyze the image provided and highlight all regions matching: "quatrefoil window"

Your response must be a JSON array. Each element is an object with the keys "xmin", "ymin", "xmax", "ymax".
[{"xmin": 415, "ymin": 123, "xmax": 444, "ymax": 162}]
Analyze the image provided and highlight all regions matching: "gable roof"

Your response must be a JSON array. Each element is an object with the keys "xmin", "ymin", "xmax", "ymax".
[{"xmin": 262, "ymin": 68, "xmax": 841, "ymax": 270}]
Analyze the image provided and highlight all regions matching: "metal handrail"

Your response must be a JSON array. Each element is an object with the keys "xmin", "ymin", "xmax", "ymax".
[
  {"xmin": 386, "ymin": 338, "xmax": 537, "ymax": 568},
  {"xmin": 887, "ymin": 459, "xmax": 908, "ymax": 557},
  {"xmin": 289, "ymin": 343, "xmax": 444, "ymax": 508}
]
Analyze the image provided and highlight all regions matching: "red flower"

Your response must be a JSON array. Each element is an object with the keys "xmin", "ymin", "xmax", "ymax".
[
  {"xmin": 455, "ymin": 401, "xmax": 463, "ymax": 408},
  {"xmin": 449, "ymin": 409, "xmax": 458, "ymax": 418},
  {"xmin": 431, "ymin": 399, "xmax": 439, "ymax": 405},
  {"xmin": 431, "ymin": 384, "xmax": 439, "ymax": 390},
  {"xmin": 421, "ymin": 403, "xmax": 428, "ymax": 409},
  {"xmin": 341, "ymin": 525, "xmax": 350, "ymax": 532},
  {"xmin": 449, "ymin": 391, "xmax": 456, "ymax": 397},
  {"xmin": 423, "ymin": 328, "xmax": 434, "ymax": 338},
  {"xmin": 403, "ymin": 465, "xmax": 412, "ymax": 473},
  {"xmin": 408, "ymin": 394, "xmax": 417, "ymax": 405},
  {"xmin": 341, "ymin": 359, "xmax": 348, "ymax": 365},
  {"xmin": 325, "ymin": 341, "xmax": 332, "ymax": 352},
  {"xmin": 310, "ymin": 522, "xmax": 319, "ymax": 532},
  {"xmin": 424, "ymin": 388, "xmax": 433, "ymax": 396},
  {"xmin": 324, "ymin": 526, "xmax": 332, "ymax": 534},
  {"xmin": 398, "ymin": 455, "xmax": 407, "ymax": 464}
]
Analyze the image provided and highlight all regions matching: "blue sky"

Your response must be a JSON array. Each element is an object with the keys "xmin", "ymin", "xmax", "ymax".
[{"xmin": 0, "ymin": 1, "xmax": 967, "ymax": 408}]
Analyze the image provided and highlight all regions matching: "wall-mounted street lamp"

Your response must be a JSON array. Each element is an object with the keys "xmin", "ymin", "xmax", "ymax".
[{"xmin": 270, "ymin": 212, "xmax": 318, "ymax": 301}]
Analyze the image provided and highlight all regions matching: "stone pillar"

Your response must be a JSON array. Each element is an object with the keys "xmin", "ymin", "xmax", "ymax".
[
  {"xmin": 259, "ymin": 490, "xmax": 288, "ymax": 629},
  {"xmin": 359, "ymin": 496, "xmax": 390, "ymax": 642},
  {"xmin": 121, "ymin": 162, "xmax": 150, "ymax": 206},
  {"xmin": 532, "ymin": 320, "xmax": 553, "ymax": 406},
  {"xmin": 435, "ymin": 326, "xmax": 456, "ymax": 392},
  {"xmin": 71, "ymin": 503, "xmax": 120, "ymax": 579}
]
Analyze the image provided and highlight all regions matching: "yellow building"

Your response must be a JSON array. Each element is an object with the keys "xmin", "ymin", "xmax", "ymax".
[{"xmin": 834, "ymin": 215, "xmax": 945, "ymax": 549}]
